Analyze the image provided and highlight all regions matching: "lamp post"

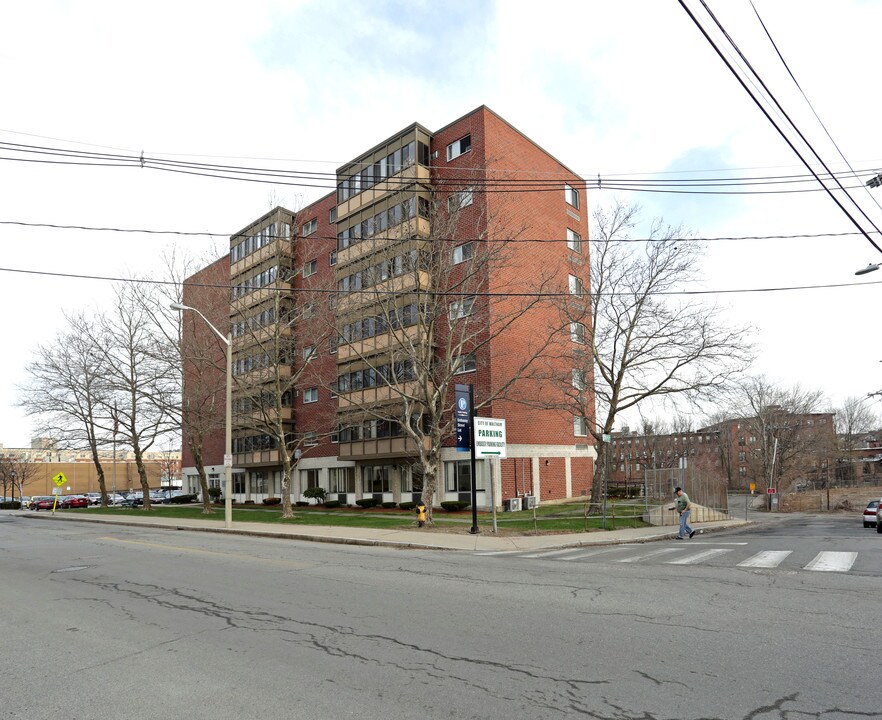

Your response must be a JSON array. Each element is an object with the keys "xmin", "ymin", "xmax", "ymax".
[
  {"xmin": 10, "ymin": 469, "xmax": 16, "ymax": 506},
  {"xmin": 170, "ymin": 302, "xmax": 233, "ymax": 529},
  {"xmin": 854, "ymin": 263, "xmax": 880, "ymax": 276}
]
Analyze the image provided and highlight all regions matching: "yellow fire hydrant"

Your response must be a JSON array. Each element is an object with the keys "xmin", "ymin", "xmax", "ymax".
[{"xmin": 416, "ymin": 503, "xmax": 427, "ymax": 528}]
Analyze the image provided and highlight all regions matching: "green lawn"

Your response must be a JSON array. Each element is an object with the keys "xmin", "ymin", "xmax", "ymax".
[{"xmin": 83, "ymin": 500, "xmax": 651, "ymax": 534}]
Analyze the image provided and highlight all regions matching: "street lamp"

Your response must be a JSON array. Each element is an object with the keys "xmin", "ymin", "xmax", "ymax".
[
  {"xmin": 10, "ymin": 469, "xmax": 16, "ymax": 506},
  {"xmin": 854, "ymin": 263, "xmax": 880, "ymax": 276},
  {"xmin": 170, "ymin": 302, "xmax": 233, "ymax": 529}
]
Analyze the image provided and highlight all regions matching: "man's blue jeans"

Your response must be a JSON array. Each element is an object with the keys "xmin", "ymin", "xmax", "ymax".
[{"xmin": 679, "ymin": 510, "xmax": 693, "ymax": 538}]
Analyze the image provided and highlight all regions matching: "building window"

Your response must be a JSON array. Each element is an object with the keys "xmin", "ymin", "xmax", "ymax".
[
  {"xmin": 328, "ymin": 467, "xmax": 354, "ymax": 493},
  {"xmin": 454, "ymin": 352, "xmax": 476, "ymax": 374},
  {"xmin": 572, "ymin": 369, "xmax": 587, "ymax": 391},
  {"xmin": 446, "ymin": 134, "xmax": 471, "ymax": 161},
  {"xmin": 570, "ymin": 322, "xmax": 586, "ymax": 343},
  {"xmin": 329, "ymin": 337, "xmax": 338, "ymax": 354},
  {"xmin": 449, "ymin": 297, "xmax": 475, "ymax": 320},
  {"xmin": 303, "ymin": 345, "xmax": 316, "ymax": 362},
  {"xmin": 363, "ymin": 464, "xmax": 392, "ymax": 493},
  {"xmin": 444, "ymin": 459, "xmax": 484, "ymax": 492},
  {"xmin": 567, "ymin": 228, "xmax": 582, "ymax": 253},
  {"xmin": 300, "ymin": 469, "xmax": 320, "ymax": 491},
  {"xmin": 564, "ymin": 184, "xmax": 580, "ymax": 209},
  {"xmin": 304, "ymin": 432, "xmax": 318, "ymax": 446},
  {"xmin": 448, "ymin": 188, "xmax": 474, "ymax": 212},
  {"xmin": 452, "ymin": 242, "xmax": 474, "ymax": 265},
  {"xmin": 329, "ymin": 207, "xmax": 337, "ymax": 223},
  {"xmin": 568, "ymin": 274, "xmax": 584, "ymax": 296},
  {"xmin": 302, "ymin": 218, "xmax": 317, "ymax": 236},
  {"xmin": 573, "ymin": 416, "xmax": 588, "ymax": 436},
  {"xmin": 303, "ymin": 259, "xmax": 317, "ymax": 278},
  {"xmin": 303, "ymin": 387, "xmax": 318, "ymax": 403},
  {"xmin": 329, "ymin": 250, "xmax": 337, "ymax": 266}
]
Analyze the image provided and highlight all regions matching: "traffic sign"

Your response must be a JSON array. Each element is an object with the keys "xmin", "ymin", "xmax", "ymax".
[
  {"xmin": 474, "ymin": 417, "xmax": 506, "ymax": 458},
  {"xmin": 52, "ymin": 472, "xmax": 67, "ymax": 487},
  {"xmin": 455, "ymin": 384, "xmax": 472, "ymax": 452},
  {"xmin": 767, "ymin": 487, "xmax": 776, "ymax": 494}
]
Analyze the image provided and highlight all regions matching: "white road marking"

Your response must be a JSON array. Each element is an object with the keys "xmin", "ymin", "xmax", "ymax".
[
  {"xmin": 520, "ymin": 547, "xmax": 598, "ymax": 559},
  {"xmin": 803, "ymin": 551, "xmax": 857, "ymax": 572},
  {"xmin": 737, "ymin": 550, "xmax": 792, "ymax": 568},
  {"xmin": 617, "ymin": 547, "xmax": 684, "ymax": 563},
  {"xmin": 556, "ymin": 546, "xmax": 632, "ymax": 561},
  {"xmin": 665, "ymin": 548, "xmax": 733, "ymax": 565}
]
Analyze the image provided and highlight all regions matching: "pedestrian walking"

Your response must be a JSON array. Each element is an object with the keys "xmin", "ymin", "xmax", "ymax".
[{"xmin": 673, "ymin": 487, "xmax": 695, "ymax": 539}]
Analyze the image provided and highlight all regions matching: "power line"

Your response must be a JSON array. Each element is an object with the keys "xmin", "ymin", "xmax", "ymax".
[
  {"xmin": 2, "ymin": 218, "xmax": 877, "ymax": 244},
  {"xmin": 1, "ymin": 263, "xmax": 880, "ymax": 298}
]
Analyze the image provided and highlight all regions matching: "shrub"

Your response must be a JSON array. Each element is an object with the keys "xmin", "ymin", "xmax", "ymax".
[
  {"xmin": 207, "ymin": 487, "xmax": 222, "ymax": 501},
  {"xmin": 399, "ymin": 501, "xmax": 417, "ymax": 511},
  {"xmin": 262, "ymin": 497, "xmax": 281, "ymax": 506},
  {"xmin": 302, "ymin": 486, "xmax": 327, "ymax": 504},
  {"xmin": 322, "ymin": 500, "xmax": 341, "ymax": 508},
  {"xmin": 295, "ymin": 501, "xmax": 309, "ymax": 507},
  {"xmin": 440, "ymin": 500, "xmax": 469, "ymax": 512},
  {"xmin": 243, "ymin": 499, "xmax": 255, "ymax": 505},
  {"xmin": 355, "ymin": 498, "xmax": 377, "ymax": 508},
  {"xmin": 381, "ymin": 501, "xmax": 397, "ymax": 509},
  {"xmin": 167, "ymin": 493, "xmax": 197, "ymax": 504},
  {"xmin": 0, "ymin": 501, "xmax": 22, "ymax": 510}
]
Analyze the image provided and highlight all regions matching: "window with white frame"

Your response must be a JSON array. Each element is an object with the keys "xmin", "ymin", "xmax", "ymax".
[
  {"xmin": 329, "ymin": 206, "xmax": 337, "ymax": 223},
  {"xmin": 567, "ymin": 228, "xmax": 582, "ymax": 252},
  {"xmin": 454, "ymin": 352, "xmax": 476, "ymax": 374},
  {"xmin": 328, "ymin": 467, "xmax": 354, "ymax": 493},
  {"xmin": 301, "ymin": 218, "xmax": 317, "ymax": 236},
  {"xmin": 573, "ymin": 416, "xmax": 588, "ymax": 436},
  {"xmin": 570, "ymin": 321, "xmax": 586, "ymax": 343},
  {"xmin": 447, "ymin": 187, "xmax": 474, "ymax": 212},
  {"xmin": 449, "ymin": 297, "xmax": 475, "ymax": 320},
  {"xmin": 572, "ymin": 369, "xmax": 587, "ymax": 391},
  {"xmin": 564, "ymin": 183, "xmax": 580, "ymax": 209},
  {"xmin": 303, "ymin": 387, "xmax": 318, "ymax": 403},
  {"xmin": 452, "ymin": 242, "xmax": 474, "ymax": 264},
  {"xmin": 303, "ymin": 259, "xmax": 317, "ymax": 277},
  {"xmin": 568, "ymin": 274, "xmax": 584, "ymax": 296},
  {"xmin": 304, "ymin": 431, "xmax": 318, "ymax": 446},
  {"xmin": 300, "ymin": 468, "xmax": 320, "ymax": 491},
  {"xmin": 446, "ymin": 134, "xmax": 471, "ymax": 161},
  {"xmin": 329, "ymin": 250, "xmax": 337, "ymax": 266},
  {"xmin": 303, "ymin": 345, "xmax": 316, "ymax": 362}
]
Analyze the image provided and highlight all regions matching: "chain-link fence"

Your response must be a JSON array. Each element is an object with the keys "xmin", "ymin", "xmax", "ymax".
[{"xmin": 640, "ymin": 466, "xmax": 731, "ymax": 526}]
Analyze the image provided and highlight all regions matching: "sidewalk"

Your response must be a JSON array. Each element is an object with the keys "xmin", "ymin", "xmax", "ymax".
[{"xmin": 12, "ymin": 510, "xmax": 752, "ymax": 552}]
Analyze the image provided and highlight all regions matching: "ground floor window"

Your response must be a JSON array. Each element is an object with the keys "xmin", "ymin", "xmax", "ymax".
[
  {"xmin": 300, "ymin": 469, "xmax": 320, "ymax": 491},
  {"xmin": 232, "ymin": 472, "xmax": 247, "ymax": 494},
  {"xmin": 208, "ymin": 473, "xmax": 220, "ymax": 490},
  {"xmin": 362, "ymin": 464, "xmax": 392, "ymax": 493},
  {"xmin": 401, "ymin": 464, "xmax": 424, "ymax": 493},
  {"xmin": 329, "ymin": 467, "xmax": 355, "ymax": 493},
  {"xmin": 250, "ymin": 472, "xmax": 266, "ymax": 494},
  {"xmin": 444, "ymin": 460, "xmax": 485, "ymax": 493}
]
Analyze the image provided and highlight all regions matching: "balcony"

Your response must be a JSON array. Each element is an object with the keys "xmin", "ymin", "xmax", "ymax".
[
  {"xmin": 336, "ymin": 381, "xmax": 418, "ymax": 409},
  {"xmin": 336, "ymin": 323, "xmax": 425, "ymax": 362},
  {"xmin": 336, "ymin": 163, "xmax": 430, "ymax": 223},
  {"xmin": 336, "ymin": 271, "xmax": 431, "ymax": 315},
  {"xmin": 231, "ymin": 239, "xmax": 293, "ymax": 278},
  {"xmin": 337, "ymin": 435, "xmax": 422, "ymax": 461},
  {"xmin": 337, "ymin": 217, "xmax": 430, "ymax": 267}
]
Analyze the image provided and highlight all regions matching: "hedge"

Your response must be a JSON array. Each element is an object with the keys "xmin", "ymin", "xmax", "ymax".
[
  {"xmin": 262, "ymin": 497, "xmax": 281, "ymax": 506},
  {"xmin": 167, "ymin": 493, "xmax": 197, "ymax": 504},
  {"xmin": 398, "ymin": 501, "xmax": 417, "ymax": 511},
  {"xmin": 322, "ymin": 500, "xmax": 342, "ymax": 508},
  {"xmin": 0, "ymin": 501, "xmax": 22, "ymax": 510},
  {"xmin": 440, "ymin": 500, "xmax": 470, "ymax": 512},
  {"xmin": 355, "ymin": 498, "xmax": 377, "ymax": 508}
]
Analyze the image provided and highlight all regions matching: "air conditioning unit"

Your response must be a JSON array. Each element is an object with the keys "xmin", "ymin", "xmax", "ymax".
[
  {"xmin": 523, "ymin": 495, "xmax": 538, "ymax": 510},
  {"xmin": 505, "ymin": 497, "xmax": 522, "ymax": 512}
]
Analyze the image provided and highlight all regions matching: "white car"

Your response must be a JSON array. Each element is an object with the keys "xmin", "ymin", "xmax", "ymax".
[
  {"xmin": 877, "ymin": 500, "xmax": 882, "ymax": 534},
  {"xmin": 864, "ymin": 499, "xmax": 880, "ymax": 528}
]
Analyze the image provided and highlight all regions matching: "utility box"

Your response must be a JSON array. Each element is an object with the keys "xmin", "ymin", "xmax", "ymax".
[
  {"xmin": 505, "ymin": 497, "xmax": 522, "ymax": 512},
  {"xmin": 523, "ymin": 495, "xmax": 538, "ymax": 510}
]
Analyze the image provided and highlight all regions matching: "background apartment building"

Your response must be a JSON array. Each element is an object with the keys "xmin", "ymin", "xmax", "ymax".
[{"xmin": 181, "ymin": 106, "xmax": 596, "ymax": 507}]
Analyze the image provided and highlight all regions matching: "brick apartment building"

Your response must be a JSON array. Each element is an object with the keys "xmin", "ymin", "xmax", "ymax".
[
  {"xmin": 180, "ymin": 106, "xmax": 596, "ymax": 507},
  {"xmin": 608, "ymin": 410, "xmax": 836, "ymax": 496}
]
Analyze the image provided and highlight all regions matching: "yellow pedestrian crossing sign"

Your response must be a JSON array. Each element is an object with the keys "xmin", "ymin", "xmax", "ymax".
[{"xmin": 52, "ymin": 472, "xmax": 67, "ymax": 487}]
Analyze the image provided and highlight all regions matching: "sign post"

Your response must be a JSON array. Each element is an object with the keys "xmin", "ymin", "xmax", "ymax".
[
  {"xmin": 455, "ymin": 384, "xmax": 480, "ymax": 535},
  {"xmin": 52, "ymin": 472, "xmax": 66, "ymax": 512}
]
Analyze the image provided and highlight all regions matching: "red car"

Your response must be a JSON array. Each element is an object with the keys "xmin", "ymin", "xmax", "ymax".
[
  {"xmin": 31, "ymin": 498, "xmax": 58, "ymax": 511},
  {"xmin": 60, "ymin": 495, "xmax": 89, "ymax": 509}
]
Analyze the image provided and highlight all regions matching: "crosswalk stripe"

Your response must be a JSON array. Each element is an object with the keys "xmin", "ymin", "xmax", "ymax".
[
  {"xmin": 803, "ymin": 551, "xmax": 857, "ymax": 572},
  {"xmin": 737, "ymin": 550, "xmax": 792, "ymax": 568},
  {"xmin": 520, "ymin": 547, "xmax": 600, "ymax": 559},
  {"xmin": 665, "ymin": 548, "xmax": 732, "ymax": 565},
  {"xmin": 617, "ymin": 547, "xmax": 684, "ymax": 563},
  {"xmin": 556, "ymin": 546, "xmax": 631, "ymax": 561}
]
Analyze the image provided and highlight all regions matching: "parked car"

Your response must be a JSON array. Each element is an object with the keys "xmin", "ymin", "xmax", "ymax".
[
  {"xmin": 60, "ymin": 495, "xmax": 89, "ymax": 509},
  {"xmin": 106, "ymin": 493, "xmax": 128, "ymax": 505},
  {"xmin": 84, "ymin": 492, "xmax": 104, "ymax": 505},
  {"xmin": 863, "ymin": 499, "xmax": 879, "ymax": 528},
  {"xmin": 31, "ymin": 497, "xmax": 58, "ymax": 511},
  {"xmin": 877, "ymin": 500, "xmax": 882, "ymax": 534}
]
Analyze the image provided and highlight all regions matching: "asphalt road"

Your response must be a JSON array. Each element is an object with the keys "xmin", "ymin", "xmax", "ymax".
[{"xmin": 1, "ymin": 512, "xmax": 879, "ymax": 719}]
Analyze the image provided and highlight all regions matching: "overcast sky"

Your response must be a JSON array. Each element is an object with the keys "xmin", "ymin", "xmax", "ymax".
[{"xmin": 3, "ymin": 0, "xmax": 882, "ymax": 447}]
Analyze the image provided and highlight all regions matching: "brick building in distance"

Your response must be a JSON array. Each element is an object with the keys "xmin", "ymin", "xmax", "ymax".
[{"xmin": 180, "ymin": 106, "xmax": 596, "ymax": 507}]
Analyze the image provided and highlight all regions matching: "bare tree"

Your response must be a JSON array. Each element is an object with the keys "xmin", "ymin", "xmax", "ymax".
[
  {"xmin": 0, "ymin": 456, "xmax": 40, "ymax": 503},
  {"xmin": 95, "ymin": 284, "xmax": 179, "ymax": 510},
  {"xmin": 18, "ymin": 312, "xmax": 114, "ymax": 505},
  {"xmin": 724, "ymin": 376, "xmax": 831, "ymax": 492},
  {"xmin": 833, "ymin": 396, "xmax": 879, "ymax": 486},
  {"xmin": 558, "ymin": 202, "xmax": 753, "ymax": 509}
]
